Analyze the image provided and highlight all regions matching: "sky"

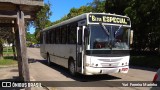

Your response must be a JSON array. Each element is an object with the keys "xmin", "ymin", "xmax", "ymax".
[{"xmin": 29, "ymin": 0, "xmax": 93, "ymax": 34}]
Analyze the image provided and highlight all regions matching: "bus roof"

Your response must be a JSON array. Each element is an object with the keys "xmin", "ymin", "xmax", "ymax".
[{"xmin": 42, "ymin": 13, "xmax": 130, "ymax": 32}]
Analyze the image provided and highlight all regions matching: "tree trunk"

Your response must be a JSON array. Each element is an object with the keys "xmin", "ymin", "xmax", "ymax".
[{"xmin": 0, "ymin": 42, "xmax": 3, "ymax": 60}]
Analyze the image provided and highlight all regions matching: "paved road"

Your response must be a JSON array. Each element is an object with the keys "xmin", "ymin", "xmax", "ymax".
[{"xmin": 27, "ymin": 48, "xmax": 157, "ymax": 90}]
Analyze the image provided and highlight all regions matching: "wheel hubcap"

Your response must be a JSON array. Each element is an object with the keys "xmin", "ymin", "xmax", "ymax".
[{"xmin": 70, "ymin": 62, "xmax": 74, "ymax": 74}]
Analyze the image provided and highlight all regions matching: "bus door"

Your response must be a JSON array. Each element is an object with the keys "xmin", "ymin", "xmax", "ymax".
[{"xmin": 76, "ymin": 26, "xmax": 85, "ymax": 74}]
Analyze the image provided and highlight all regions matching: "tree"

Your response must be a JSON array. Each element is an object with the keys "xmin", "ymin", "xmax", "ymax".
[
  {"xmin": 125, "ymin": 0, "xmax": 160, "ymax": 51},
  {"xmin": 67, "ymin": 6, "xmax": 93, "ymax": 19},
  {"xmin": 6, "ymin": 30, "xmax": 16, "ymax": 59},
  {"xmin": 105, "ymin": 0, "xmax": 130, "ymax": 15},
  {"xmin": 105, "ymin": 0, "xmax": 160, "ymax": 52},
  {"xmin": 0, "ymin": 38, "xmax": 4, "ymax": 60},
  {"xmin": 26, "ymin": 32, "xmax": 33, "ymax": 41},
  {"xmin": 0, "ymin": 28, "xmax": 14, "ymax": 60},
  {"xmin": 89, "ymin": 0, "xmax": 106, "ymax": 13},
  {"xmin": 30, "ymin": 2, "xmax": 52, "ymax": 42},
  {"xmin": 26, "ymin": 32, "xmax": 38, "ymax": 44}
]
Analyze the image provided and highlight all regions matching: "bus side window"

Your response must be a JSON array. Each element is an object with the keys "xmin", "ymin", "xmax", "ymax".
[
  {"xmin": 51, "ymin": 30, "xmax": 55, "ymax": 44},
  {"xmin": 45, "ymin": 32, "xmax": 48, "ymax": 44},
  {"xmin": 56, "ymin": 28, "xmax": 60, "ymax": 44},
  {"xmin": 53, "ymin": 29, "xmax": 56, "ymax": 44},
  {"xmin": 68, "ymin": 23, "xmax": 77, "ymax": 44},
  {"xmin": 49, "ymin": 30, "xmax": 51, "ymax": 44},
  {"xmin": 47, "ymin": 31, "xmax": 49, "ymax": 44},
  {"xmin": 59, "ymin": 27, "xmax": 62, "ymax": 44},
  {"xmin": 67, "ymin": 25, "xmax": 70, "ymax": 44},
  {"xmin": 62, "ymin": 26, "xmax": 67, "ymax": 44}
]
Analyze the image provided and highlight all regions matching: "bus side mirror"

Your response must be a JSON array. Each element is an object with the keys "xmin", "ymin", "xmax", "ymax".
[{"xmin": 130, "ymin": 30, "xmax": 133, "ymax": 45}]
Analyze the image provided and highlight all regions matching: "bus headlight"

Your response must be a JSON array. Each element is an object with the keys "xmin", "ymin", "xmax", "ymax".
[
  {"xmin": 85, "ymin": 63, "xmax": 95, "ymax": 67},
  {"xmin": 91, "ymin": 63, "xmax": 98, "ymax": 67},
  {"xmin": 125, "ymin": 62, "xmax": 128, "ymax": 65},
  {"xmin": 122, "ymin": 62, "xmax": 128, "ymax": 66},
  {"xmin": 85, "ymin": 63, "xmax": 99, "ymax": 67}
]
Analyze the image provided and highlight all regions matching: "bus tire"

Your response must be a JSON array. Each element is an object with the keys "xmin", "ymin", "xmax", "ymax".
[
  {"xmin": 68, "ymin": 60, "xmax": 76, "ymax": 76},
  {"xmin": 47, "ymin": 54, "xmax": 51, "ymax": 66}
]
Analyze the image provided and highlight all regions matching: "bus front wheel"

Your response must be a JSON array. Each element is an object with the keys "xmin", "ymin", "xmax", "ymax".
[{"xmin": 69, "ymin": 60, "xmax": 76, "ymax": 76}]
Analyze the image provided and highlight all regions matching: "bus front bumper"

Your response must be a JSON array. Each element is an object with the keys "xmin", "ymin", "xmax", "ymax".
[{"xmin": 84, "ymin": 66, "xmax": 129, "ymax": 75}]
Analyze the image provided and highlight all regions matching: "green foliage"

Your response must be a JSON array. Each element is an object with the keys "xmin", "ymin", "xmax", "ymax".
[
  {"xmin": 33, "ymin": 3, "xmax": 52, "ymax": 30},
  {"xmin": 89, "ymin": 0, "xmax": 106, "ymax": 12},
  {"xmin": 126, "ymin": 0, "xmax": 160, "ymax": 51},
  {"xmin": 30, "ymin": 2, "xmax": 52, "ymax": 42},
  {"xmin": 26, "ymin": 32, "xmax": 38, "ymax": 44},
  {"xmin": 0, "ymin": 38, "xmax": 4, "ymax": 60},
  {"xmin": 105, "ymin": 0, "xmax": 160, "ymax": 52},
  {"xmin": 0, "ymin": 31, "xmax": 14, "ymax": 60},
  {"xmin": 26, "ymin": 32, "xmax": 33, "ymax": 41},
  {"xmin": 67, "ymin": 6, "xmax": 93, "ymax": 18},
  {"xmin": 105, "ymin": 0, "xmax": 130, "ymax": 15},
  {"xmin": 0, "ymin": 38, "xmax": 4, "ymax": 44}
]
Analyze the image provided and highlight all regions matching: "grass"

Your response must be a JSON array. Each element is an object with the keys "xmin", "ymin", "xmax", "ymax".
[
  {"xmin": 0, "ymin": 56, "xmax": 17, "ymax": 65},
  {"xmin": 130, "ymin": 55, "xmax": 160, "ymax": 69}
]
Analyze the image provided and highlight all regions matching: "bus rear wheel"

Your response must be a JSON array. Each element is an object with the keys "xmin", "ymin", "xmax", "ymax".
[{"xmin": 69, "ymin": 60, "xmax": 76, "ymax": 76}]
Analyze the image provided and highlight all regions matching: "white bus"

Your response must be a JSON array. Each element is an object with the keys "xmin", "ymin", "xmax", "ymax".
[{"xmin": 40, "ymin": 13, "xmax": 131, "ymax": 75}]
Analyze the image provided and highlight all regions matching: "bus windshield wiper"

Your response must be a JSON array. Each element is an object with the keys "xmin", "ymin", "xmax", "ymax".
[
  {"xmin": 100, "ymin": 23, "xmax": 110, "ymax": 36},
  {"xmin": 115, "ymin": 25, "xmax": 123, "ymax": 35},
  {"xmin": 100, "ymin": 23, "xmax": 112, "ymax": 49}
]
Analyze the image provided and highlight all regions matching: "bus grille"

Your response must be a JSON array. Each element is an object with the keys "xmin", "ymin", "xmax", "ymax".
[
  {"xmin": 98, "ymin": 58, "xmax": 122, "ymax": 62},
  {"xmin": 101, "ymin": 63, "xmax": 119, "ymax": 67}
]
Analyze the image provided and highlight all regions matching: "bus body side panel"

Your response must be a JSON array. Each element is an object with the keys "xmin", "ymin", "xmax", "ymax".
[
  {"xmin": 40, "ymin": 31, "xmax": 47, "ymax": 59},
  {"xmin": 40, "ymin": 44, "xmax": 47, "ymax": 59},
  {"xmin": 45, "ymin": 44, "xmax": 76, "ymax": 68}
]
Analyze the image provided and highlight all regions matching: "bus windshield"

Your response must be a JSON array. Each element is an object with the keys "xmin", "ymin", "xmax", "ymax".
[{"xmin": 90, "ymin": 24, "xmax": 130, "ymax": 50}]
